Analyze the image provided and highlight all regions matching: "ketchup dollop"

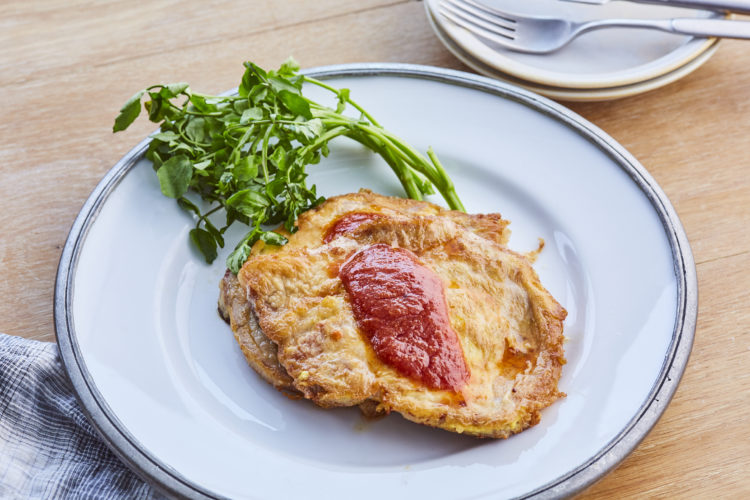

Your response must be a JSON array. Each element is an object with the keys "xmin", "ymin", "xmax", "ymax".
[
  {"xmin": 339, "ymin": 244, "xmax": 470, "ymax": 391},
  {"xmin": 323, "ymin": 212, "xmax": 383, "ymax": 243}
]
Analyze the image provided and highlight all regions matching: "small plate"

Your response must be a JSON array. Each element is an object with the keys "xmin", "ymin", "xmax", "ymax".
[
  {"xmin": 56, "ymin": 64, "xmax": 696, "ymax": 499},
  {"xmin": 427, "ymin": 8, "xmax": 719, "ymax": 101},
  {"xmin": 426, "ymin": 0, "xmax": 720, "ymax": 90}
]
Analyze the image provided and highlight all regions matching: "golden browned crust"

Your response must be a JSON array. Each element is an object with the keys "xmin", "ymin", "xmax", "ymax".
[
  {"xmin": 221, "ymin": 188, "xmax": 513, "ymax": 399},
  {"xmin": 219, "ymin": 267, "xmax": 386, "ymax": 414},
  {"xmin": 218, "ymin": 270, "xmax": 299, "ymax": 395},
  {"xmin": 230, "ymin": 191, "xmax": 566, "ymax": 439},
  {"xmin": 248, "ymin": 189, "xmax": 511, "ymax": 256}
]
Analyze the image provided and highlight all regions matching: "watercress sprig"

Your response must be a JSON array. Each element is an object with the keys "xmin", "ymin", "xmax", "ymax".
[{"xmin": 114, "ymin": 58, "xmax": 464, "ymax": 273}]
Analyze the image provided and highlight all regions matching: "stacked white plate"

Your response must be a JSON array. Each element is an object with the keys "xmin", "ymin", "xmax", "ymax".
[{"xmin": 425, "ymin": 0, "xmax": 723, "ymax": 101}]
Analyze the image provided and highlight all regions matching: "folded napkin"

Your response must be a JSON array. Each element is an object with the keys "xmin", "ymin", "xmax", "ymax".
[{"xmin": 0, "ymin": 333, "xmax": 162, "ymax": 499}]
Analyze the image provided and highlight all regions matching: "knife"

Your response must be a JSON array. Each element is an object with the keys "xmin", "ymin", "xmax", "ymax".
[{"xmin": 559, "ymin": 0, "xmax": 750, "ymax": 14}]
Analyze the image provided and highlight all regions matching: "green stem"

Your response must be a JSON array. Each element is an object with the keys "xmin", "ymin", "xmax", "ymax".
[
  {"xmin": 299, "ymin": 125, "xmax": 348, "ymax": 157},
  {"xmin": 184, "ymin": 110, "xmax": 224, "ymax": 117},
  {"xmin": 191, "ymin": 92, "xmax": 244, "ymax": 101},
  {"xmin": 427, "ymin": 148, "xmax": 463, "ymax": 211},
  {"xmin": 303, "ymin": 76, "xmax": 381, "ymax": 127},
  {"xmin": 348, "ymin": 133, "xmax": 422, "ymax": 201},
  {"xmin": 197, "ymin": 204, "xmax": 223, "ymax": 227},
  {"xmin": 229, "ymin": 125, "xmax": 255, "ymax": 163},
  {"xmin": 260, "ymin": 124, "xmax": 277, "ymax": 204},
  {"xmin": 312, "ymin": 110, "xmax": 463, "ymax": 210},
  {"xmin": 351, "ymin": 124, "xmax": 463, "ymax": 210}
]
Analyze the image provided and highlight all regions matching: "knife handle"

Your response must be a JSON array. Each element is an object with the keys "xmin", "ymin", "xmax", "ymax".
[
  {"xmin": 670, "ymin": 17, "xmax": 750, "ymax": 36},
  {"xmin": 643, "ymin": 0, "xmax": 750, "ymax": 14}
]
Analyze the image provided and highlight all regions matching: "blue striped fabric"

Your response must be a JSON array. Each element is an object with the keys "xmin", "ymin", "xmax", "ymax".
[{"xmin": 0, "ymin": 333, "xmax": 162, "ymax": 499}]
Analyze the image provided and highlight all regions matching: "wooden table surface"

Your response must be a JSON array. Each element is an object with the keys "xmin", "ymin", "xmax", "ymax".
[{"xmin": 3, "ymin": 1, "xmax": 749, "ymax": 498}]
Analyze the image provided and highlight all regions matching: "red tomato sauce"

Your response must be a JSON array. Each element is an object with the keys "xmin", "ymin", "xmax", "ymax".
[
  {"xmin": 323, "ymin": 212, "xmax": 383, "ymax": 243},
  {"xmin": 339, "ymin": 244, "xmax": 470, "ymax": 392}
]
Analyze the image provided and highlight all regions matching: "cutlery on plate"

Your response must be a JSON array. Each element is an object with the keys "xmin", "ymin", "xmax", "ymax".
[
  {"xmin": 558, "ymin": 0, "xmax": 750, "ymax": 15},
  {"xmin": 439, "ymin": 0, "xmax": 750, "ymax": 53}
]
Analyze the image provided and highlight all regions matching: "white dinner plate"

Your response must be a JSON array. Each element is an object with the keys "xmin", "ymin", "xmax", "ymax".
[
  {"xmin": 427, "ymin": 8, "xmax": 720, "ymax": 101},
  {"xmin": 56, "ymin": 64, "xmax": 696, "ymax": 499},
  {"xmin": 426, "ymin": 0, "xmax": 721, "ymax": 90}
]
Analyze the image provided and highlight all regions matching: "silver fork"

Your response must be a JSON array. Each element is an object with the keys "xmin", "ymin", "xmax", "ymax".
[{"xmin": 438, "ymin": 0, "xmax": 750, "ymax": 54}]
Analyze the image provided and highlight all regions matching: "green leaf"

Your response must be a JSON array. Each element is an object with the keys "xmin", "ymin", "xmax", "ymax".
[
  {"xmin": 234, "ymin": 156, "xmax": 259, "ymax": 183},
  {"xmin": 222, "ymin": 112, "xmax": 240, "ymax": 124},
  {"xmin": 266, "ymin": 177, "xmax": 286, "ymax": 198},
  {"xmin": 240, "ymin": 62, "xmax": 265, "ymax": 97},
  {"xmin": 248, "ymin": 84, "xmax": 268, "ymax": 104},
  {"xmin": 189, "ymin": 95, "xmax": 214, "ymax": 113},
  {"xmin": 185, "ymin": 118, "xmax": 206, "ymax": 143},
  {"xmin": 238, "ymin": 70, "xmax": 254, "ymax": 98},
  {"xmin": 260, "ymin": 230, "xmax": 288, "ymax": 246},
  {"xmin": 293, "ymin": 118, "xmax": 323, "ymax": 142},
  {"xmin": 269, "ymin": 146, "xmax": 288, "ymax": 172},
  {"xmin": 145, "ymin": 92, "xmax": 168, "ymax": 122},
  {"xmin": 170, "ymin": 142, "xmax": 194, "ymax": 155},
  {"xmin": 248, "ymin": 62, "xmax": 268, "ymax": 80},
  {"xmin": 277, "ymin": 90, "xmax": 311, "ymax": 119},
  {"xmin": 225, "ymin": 208, "xmax": 241, "ymax": 228},
  {"xmin": 227, "ymin": 241, "xmax": 253, "ymax": 274},
  {"xmin": 147, "ymin": 149, "xmax": 164, "ymax": 170},
  {"xmin": 233, "ymin": 99, "xmax": 250, "ymax": 114},
  {"xmin": 189, "ymin": 228, "xmax": 218, "ymax": 264},
  {"xmin": 177, "ymin": 196, "xmax": 200, "ymax": 216},
  {"xmin": 204, "ymin": 219, "xmax": 225, "ymax": 248},
  {"xmin": 193, "ymin": 159, "xmax": 212, "ymax": 171},
  {"xmin": 157, "ymin": 155, "xmax": 192, "ymax": 198},
  {"xmin": 213, "ymin": 147, "xmax": 229, "ymax": 165},
  {"xmin": 269, "ymin": 76, "xmax": 300, "ymax": 95},
  {"xmin": 218, "ymin": 171, "xmax": 233, "ymax": 190},
  {"xmin": 240, "ymin": 107, "xmax": 264, "ymax": 124},
  {"xmin": 113, "ymin": 90, "xmax": 144, "ymax": 132},
  {"xmin": 278, "ymin": 57, "xmax": 300, "ymax": 77},
  {"xmin": 161, "ymin": 82, "xmax": 189, "ymax": 98},
  {"xmin": 226, "ymin": 188, "xmax": 270, "ymax": 216},
  {"xmin": 336, "ymin": 88, "xmax": 350, "ymax": 114},
  {"xmin": 205, "ymin": 117, "xmax": 225, "ymax": 140},
  {"xmin": 150, "ymin": 131, "xmax": 180, "ymax": 142}
]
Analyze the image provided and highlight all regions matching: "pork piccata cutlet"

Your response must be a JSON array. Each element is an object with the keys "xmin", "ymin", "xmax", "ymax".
[{"xmin": 219, "ymin": 190, "xmax": 566, "ymax": 438}]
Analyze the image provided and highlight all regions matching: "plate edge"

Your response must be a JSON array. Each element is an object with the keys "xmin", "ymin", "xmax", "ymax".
[
  {"xmin": 53, "ymin": 63, "xmax": 698, "ymax": 500},
  {"xmin": 53, "ymin": 136, "xmax": 224, "ymax": 499}
]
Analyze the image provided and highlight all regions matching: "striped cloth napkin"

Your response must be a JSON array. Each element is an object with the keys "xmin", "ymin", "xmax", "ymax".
[{"xmin": 0, "ymin": 333, "xmax": 161, "ymax": 499}]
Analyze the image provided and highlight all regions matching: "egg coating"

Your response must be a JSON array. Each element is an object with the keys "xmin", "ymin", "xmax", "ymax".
[{"xmin": 222, "ymin": 191, "xmax": 566, "ymax": 438}]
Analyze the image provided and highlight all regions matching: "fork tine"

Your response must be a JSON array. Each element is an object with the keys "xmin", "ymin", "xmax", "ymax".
[
  {"xmin": 440, "ymin": 1, "xmax": 516, "ymax": 40},
  {"xmin": 438, "ymin": 5, "xmax": 519, "ymax": 48},
  {"xmin": 444, "ymin": 0, "xmax": 516, "ymax": 31},
  {"xmin": 457, "ymin": 0, "xmax": 518, "ymax": 24}
]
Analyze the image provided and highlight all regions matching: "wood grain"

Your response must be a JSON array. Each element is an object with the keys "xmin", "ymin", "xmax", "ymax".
[{"xmin": 2, "ymin": 0, "xmax": 749, "ymax": 497}]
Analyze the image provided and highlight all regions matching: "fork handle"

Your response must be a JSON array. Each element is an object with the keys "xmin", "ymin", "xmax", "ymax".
[
  {"xmin": 633, "ymin": 0, "xmax": 750, "ymax": 15},
  {"xmin": 582, "ymin": 17, "xmax": 750, "ymax": 38}
]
